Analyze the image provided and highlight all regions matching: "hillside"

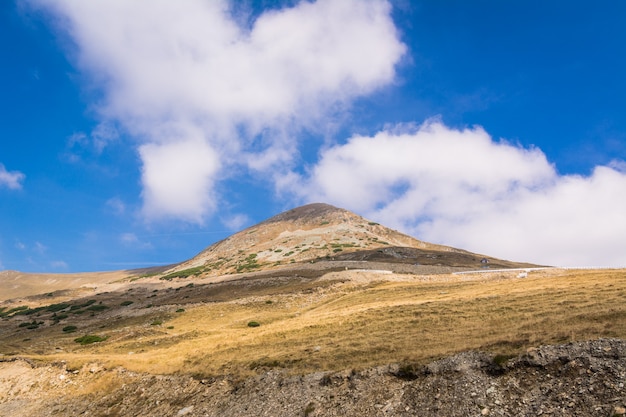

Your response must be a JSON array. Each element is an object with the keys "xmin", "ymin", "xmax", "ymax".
[
  {"xmin": 163, "ymin": 202, "xmax": 538, "ymax": 278},
  {"xmin": 0, "ymin": 203, "xmax": 538, "ymax": 303},
  {"xmin": 0, "ymin": 203, "xmax": 624, "ymax": 416}
]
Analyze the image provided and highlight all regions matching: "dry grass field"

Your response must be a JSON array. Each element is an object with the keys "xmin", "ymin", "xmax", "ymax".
[{"xmin": 2, "ymin": 267, "xmax": 624, "ymax": 379}]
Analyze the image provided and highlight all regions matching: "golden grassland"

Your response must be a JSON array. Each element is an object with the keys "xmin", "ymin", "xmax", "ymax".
[{"xmin": 3, "ymin": 268, "xmax": 626, "ymax": 378}]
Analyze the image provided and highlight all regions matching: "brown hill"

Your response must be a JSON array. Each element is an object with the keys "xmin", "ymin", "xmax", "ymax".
[
  {"xmin": 0, "ymin": 203, "xmax": 538, "ymax": 302},
  {"xmin": 164, "ymin": 203, "xmax": 536, "ymax": 278}
]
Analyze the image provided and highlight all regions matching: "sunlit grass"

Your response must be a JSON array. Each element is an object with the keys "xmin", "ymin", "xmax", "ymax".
[{"xmin": 6, "ymin": 269, "xmax": 626, "ymax": 378}]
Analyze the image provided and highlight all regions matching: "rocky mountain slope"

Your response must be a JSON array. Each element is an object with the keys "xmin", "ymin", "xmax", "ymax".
[
  {"xmin": 165, "ymin": 203, "xmax": 537, "ymax": 277},
  {"xmin": 0, "ymin": 203, "xmax": 538, "ymax": 302}
]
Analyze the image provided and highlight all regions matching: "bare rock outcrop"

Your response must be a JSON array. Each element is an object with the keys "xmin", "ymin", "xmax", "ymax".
[{"xmin": 2, "ymin": 339, "xmax": 625, "ymax": 416}]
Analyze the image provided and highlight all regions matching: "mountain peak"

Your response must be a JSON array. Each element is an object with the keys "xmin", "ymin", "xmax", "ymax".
[
  {"xmin": 166, "ymin": 203, "xmax": 436, "ymax": 275},
  {"xmin": 261, "ymin": 203, "xmax": 347, "ymax": 225},
  {"xmin": 160, "ymin": 203, "xmax": 539, "ymax": 277}
]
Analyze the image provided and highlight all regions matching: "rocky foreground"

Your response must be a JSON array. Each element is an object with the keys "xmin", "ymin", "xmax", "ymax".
[{"xmin": 2, "ymin": 339, "xmax": 625, "ymax": 417}]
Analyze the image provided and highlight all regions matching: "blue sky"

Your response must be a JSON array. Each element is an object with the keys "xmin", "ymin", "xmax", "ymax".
[{"xmin": 1, "ymin": 0, "xmax": 625, "ymax": 272}]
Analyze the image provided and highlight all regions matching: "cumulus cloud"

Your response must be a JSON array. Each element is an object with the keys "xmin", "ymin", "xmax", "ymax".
[
  {"xmin": 0, "ymin": 164, "xmax": 25, "ymax": 190},
  {"xmin": 30, "ymin": 0, "xmax": 405, "ymax": 222},
  {"xmin": 293, "ymin": 121, "xmax": 626, "ymax": 267},
  {"xmin": 139, "ymin": 137, "xmax": 221, "ymax": 222}
]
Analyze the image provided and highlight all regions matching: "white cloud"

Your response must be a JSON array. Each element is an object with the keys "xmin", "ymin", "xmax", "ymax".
[
  {"xmin": 105, "ymin": 196, "xmax": 126, "ymax": 216},
  {"xmin": 34, "ymin": 241, "xmax": 47, "ymax": 254},
  {"xmin": 139, "ymin": 137, "xmax": 221, "ymax": 222},
  {"xmin": 31, "ymin": 0, "xmax": 405, "ymax": 222},
  {"xmin": 51, "ymin": 260, "xmax": 68, "ymax": 270},
  {"xmin": 0, "ymin": 164, "xmax": 25, "ymax": 190},
  {"xmin": 221, "ymin": 213, "xmax": 250, "ymax": 231},
  {"xmin": 120, "ymin": 233, "xmax": 138, "ymax": 245},
  {"xmin": 63, "ymin": 123, "xmax": 119, "ymax": 164},
  {"xmin": 90, "ymin": 122, "xmax": 119, "ymax": 153},
  {"xmin": 293, "ymin": 121, "xmax": 626, "ymax": 267},
  {"xmin": 120, "ymin": 232, "xmax": 152, "ymax": 250}
]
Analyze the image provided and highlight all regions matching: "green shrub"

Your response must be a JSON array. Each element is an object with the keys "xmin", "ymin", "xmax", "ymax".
[
  {"xmin": 74, "ymin": 334, "xmax": 108, "ymax": 345},
  {"xmin": 46, "ymin": 303, "xmax": 70, "ymax": 312},
  {"xmin": 53, "ymin": 313, "xmax": 69, "ymax": 322},
  {"xmin": 15, "ymin": 306, "xmax": 46, "ymax": 316},
  {"xmin": 151, "ymin": 320, "xmax": 163, "ymax": 326},
  {"xmin": 70, "ymin": 300, "xmax": 96, "ymax": 310},
  {"xmin": 19, "ymin": 320, "xmax": 42, "ymax": 329},
  {"xmin": 236, "ymin": 254, "xmax": 260, "ymax": 272},
  {"xmin": 247, "ymin": 321, "xmax": 261, "ymax": 328},
  {"xmin": 62, "ymin": 325, "xmax": 77, "ymax": 333},
  {"xmin": 160, "ymin": 266, "xmax": 204, "ymax": 281},
  {"xmin": 176, "ymin": 308, "xmax": 185, "ymax": 313},
  {"xmin": 86, "ymin": 305, "xmax": 109, "ymax": 312},
  {"xmin": 0, "ymin": 306, "xmax": 29, "ymax": 318}
]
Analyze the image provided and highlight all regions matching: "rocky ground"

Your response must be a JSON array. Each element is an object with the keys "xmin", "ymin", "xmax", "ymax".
[{"xmin": 1, "ymin": 338, "xmax": 625, "ymax": 417}]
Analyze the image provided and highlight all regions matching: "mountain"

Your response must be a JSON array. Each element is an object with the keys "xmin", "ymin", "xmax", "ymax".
[
  {"xmin": 1, "ymin": 204, "xmax": 624, "ymax": 417},
  {"xmin": 165, "ymin": 202, "xmax": 537, "ymax": 278},
  {"xmin": 0, "ymin": 203, "xmax": 537, "ymax": 301}
]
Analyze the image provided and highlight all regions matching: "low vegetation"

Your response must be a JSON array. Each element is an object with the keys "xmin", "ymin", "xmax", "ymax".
[
  {"xmin": 236, "ymin": 253, "xmax": 260, "ymax": 273},
  {"xmin": 160, "ymin": 266, "xmax": 205, "ymax": 281},
  {"xmin": 86, "ymin": 304, "xmax": 109, "ymax": 312},
  {"xmin": 74, "ymin": 335, "xmax": 108, "ymax": 345}
]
